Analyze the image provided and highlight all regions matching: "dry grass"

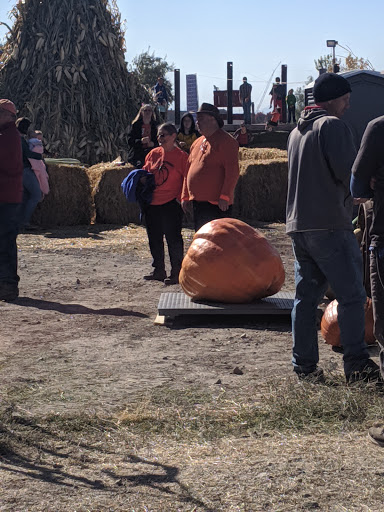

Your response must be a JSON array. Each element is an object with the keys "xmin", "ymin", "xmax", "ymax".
[
  {"xmin": 3, "ymin": 225, "xmax": 383, "ymax": 511},
  {"xmin": 2, "ymin": 377, "xmax": 384, "ymax": 511}
]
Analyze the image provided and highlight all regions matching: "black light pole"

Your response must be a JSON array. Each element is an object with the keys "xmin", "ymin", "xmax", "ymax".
[
  {"xmin": 227, "ymin": 61, "xmax": 233, "ymax": 125},
  {"xmin": 326, "ymin": 40, "xmax": 338, "ymax": 73},
  {"xmin": 174, "ymin": 69, "xmax": 180, "ymax": 126}
]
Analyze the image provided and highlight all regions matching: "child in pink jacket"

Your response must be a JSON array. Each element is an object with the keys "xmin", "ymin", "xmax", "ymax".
[{"xmin": 28, "ymin": 130, "xmax": 49, "ymax": 196}]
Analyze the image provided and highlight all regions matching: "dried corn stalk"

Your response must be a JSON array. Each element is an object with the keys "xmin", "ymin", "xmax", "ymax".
[{"xmin": 0, "ymin": 0, "xmax": 150, "ymax": 164}]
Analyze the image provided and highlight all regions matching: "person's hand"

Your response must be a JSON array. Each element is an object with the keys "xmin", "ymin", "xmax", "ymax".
[
  {"xmin": 218, "ymin": 198, "xmax": 229, "ymax": 211},
  {"xmin": 245, "ymin": 97, "xmax": 250, "ymax": 103},
  {"xmin": 141, "ymin": 136, "xmax": 149, "ymax": 145},
  {"xmin": 353, "ymin": 197, "xmax": 369, "ymax": 205},
  {"xmin": 370, "ymin": 176, "xmax": 377, "ymax": 190},
  {"xmin": 178, "ymin": 141, "xmax": 187, "ymax": 148}
]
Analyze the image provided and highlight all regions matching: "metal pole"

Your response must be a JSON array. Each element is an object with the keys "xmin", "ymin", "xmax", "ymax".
[
  {"xmin": 227, "ymin": 62, "xmax": 233, "ymax": 125},
  {"xmin": 174, "ymin": 69, "xmax": 180, "ymax": 126},
  {"xmin": 281, "ymin": 64, "xmax": 287, "ymax": 124}
]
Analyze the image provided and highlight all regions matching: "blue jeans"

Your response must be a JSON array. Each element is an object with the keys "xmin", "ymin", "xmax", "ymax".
[
  {"xmin": 243, "ymin": 100, "xmax": 251, "ymax": 125},
  {"xmin": 0, "ymin": 203, "xmax": 21, "ymax": 286},
  {"xmin": 21, "ymin": 167, "xmax": 41, "ymax": 225},
  {"xmin": 290, "ymin": 230, "xmax": 369, "ymax": 377}
]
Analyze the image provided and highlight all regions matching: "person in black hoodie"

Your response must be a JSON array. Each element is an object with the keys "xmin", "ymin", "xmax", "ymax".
[{"xmin": 286, "ymin": 72, "xmax": 381, "ymax": 384}]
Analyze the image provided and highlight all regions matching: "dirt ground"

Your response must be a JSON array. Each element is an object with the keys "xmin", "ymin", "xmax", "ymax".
[{"xmin": 1, "ymin": 223, "xmax": 384, "ymax": 512}]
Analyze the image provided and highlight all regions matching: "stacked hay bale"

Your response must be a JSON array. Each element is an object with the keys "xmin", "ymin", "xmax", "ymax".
[
  {"xmin": 88, "ymin": 162, "xmax": 140, "ymax": 225},
  {"xmin": 31, "ymin": 164, "xmax": 93, "ymax": 226},
  {"xmin": 0, "ymin": 0, "xmax": 146, "ymax": 164},
  {"xmin": 238, "ymin": 147, "xmax": 287, "ymax": 161},
  {"xmin": 233, "ymin": 152, "xmax": 288, "ymax": 222}
]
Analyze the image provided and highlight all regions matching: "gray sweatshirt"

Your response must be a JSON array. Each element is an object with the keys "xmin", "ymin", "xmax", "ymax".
[{"xmin": 286, "ymin": 107, "xmax": 356, "ymax": 234}]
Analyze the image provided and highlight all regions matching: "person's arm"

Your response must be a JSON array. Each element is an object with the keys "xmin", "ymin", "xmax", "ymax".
[
  {"xmin": 22, "ymin": 137, "xmax": 42, "ymax": 160},
  {"xmin": 351, "ymin": 119, "xmax": 384, "ymax": 197},
  {"xmin": 350, "ymin": 174, "xmax": 373, "ymax": 198},
  {"xmin": 181, "ymin": 146, "xmax": 195, "ymax": 208},
  {"xmin": 246, "ymin": 84, "xmax": 252, "ymax": 102},
  {"xmin": 321, "ymin": 118, "xmax": 356, "ymax": 183},
  {"xmin": 219, "ymin": 140, "xmax": 240, "ymax": 205}
]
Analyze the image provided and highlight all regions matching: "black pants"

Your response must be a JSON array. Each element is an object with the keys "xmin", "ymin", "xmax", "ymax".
[
  {"xmin": 145, "ymin": 199, "xmax": 183, "ymax": 276},
  {"xmin": 370, "ymin": 248, "xmax": 384, "ymax": 377},
  {"xmin": 288, "ymin": 106, "xmax": 296, "ymax": 123},
  {"xmin": 0, "ymin": 203, "xmax": 21, "ymax": 286},
  {"xmin": 192, "ymin": 201, "xmax": 233, "ymax": 232}
]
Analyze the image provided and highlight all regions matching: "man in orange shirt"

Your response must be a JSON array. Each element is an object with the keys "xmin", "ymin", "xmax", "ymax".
[{"xmin": 182, "ymin": 103, "xmax": 240, "ymax": 231}]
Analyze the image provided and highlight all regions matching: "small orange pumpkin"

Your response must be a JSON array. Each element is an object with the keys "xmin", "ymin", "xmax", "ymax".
[
  {"xmin": 179, "ymin": 218, "xmax": 285, "ymax": 303},
  {"xmin": 321, "ymin": 298, "xmax": 375, "ymax": 346}
]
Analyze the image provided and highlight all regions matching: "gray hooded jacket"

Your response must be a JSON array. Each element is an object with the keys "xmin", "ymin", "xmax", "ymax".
[{"xmin": 286, "ymin": 107, "xmax": 356, "ymax": 233}]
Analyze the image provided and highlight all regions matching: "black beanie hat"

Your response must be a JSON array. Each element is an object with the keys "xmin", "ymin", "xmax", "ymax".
[{"xmin": 313, "ymin": 73, "xmax": 351, "ymax": 102}]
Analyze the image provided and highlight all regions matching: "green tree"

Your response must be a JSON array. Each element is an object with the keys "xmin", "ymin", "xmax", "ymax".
[{"xmin": 130, "ymin": 48, "xmax": 174, "ymax": 103}]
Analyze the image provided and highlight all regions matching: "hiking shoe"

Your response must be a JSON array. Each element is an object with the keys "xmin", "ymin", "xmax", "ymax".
[
  {"xmin": 368, "ymin": 424, "xmax": 384, "ymax": 447},
  {"xmin": 143, "ymin": 271, "xmax": 167, "ymax": 282},
  {"xmin": 295, "ymin": 367, "xmax": 325, "ymax": 384},
  {"xmin": 164, "ymin": 274, "xmax": 179, "ymax": 285},
  {"xmin": 346, "ymin": 359, "xmax": 383, "ymax": 384},
  {"xmin": 0, "ymin": 283, "xmax": 19, "ymax": 302}
]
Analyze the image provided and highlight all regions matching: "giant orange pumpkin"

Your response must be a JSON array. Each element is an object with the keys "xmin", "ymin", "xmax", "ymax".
[
  {"xmin": 321, "ymin": 298, "xmax": 375, "ymax": 347},
  {"xmin": 179, "ymin": 218, "xmax": 285, "ymax": 303}
]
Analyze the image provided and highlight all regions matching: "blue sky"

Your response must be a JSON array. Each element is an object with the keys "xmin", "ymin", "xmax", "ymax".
[{"xmin": 1, "ymin": 0, "xmax": 384, "ymax": 111}]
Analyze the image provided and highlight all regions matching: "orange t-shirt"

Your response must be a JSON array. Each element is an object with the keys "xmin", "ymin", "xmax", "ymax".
[
  {"xmin": 182, "ymin": 129, "xmax": 239, "ymax": 204},
  {"xmin": 143, "ymin": 146, "xmax": 188, "ymax": 205}
]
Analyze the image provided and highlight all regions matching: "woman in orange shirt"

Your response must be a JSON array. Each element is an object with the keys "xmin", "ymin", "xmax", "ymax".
[{"xmin": 142, "ymin": 123, "xmax": 188, "ymax": 285}]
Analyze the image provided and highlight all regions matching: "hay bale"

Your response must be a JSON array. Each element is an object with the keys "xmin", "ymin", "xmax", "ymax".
[
  {"xmin": 233, "ymin": 159, "xmax": 288, "ymax": 222},
  {"xmin": 238, "ymin": 147, "xmax": 287, "ymax": 161},
  {"xmin": 88, "ymin": 163, "xmax": 140, "ymax": 224},
  {"xmin": 31, "ymin": 164, "xmax": 93, "ymax": 226}
]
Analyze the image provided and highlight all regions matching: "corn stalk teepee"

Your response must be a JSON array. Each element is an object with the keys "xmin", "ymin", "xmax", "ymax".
[{"xmin": 0, "ymin": 0, "xmax": 147, "ymax": 164}]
